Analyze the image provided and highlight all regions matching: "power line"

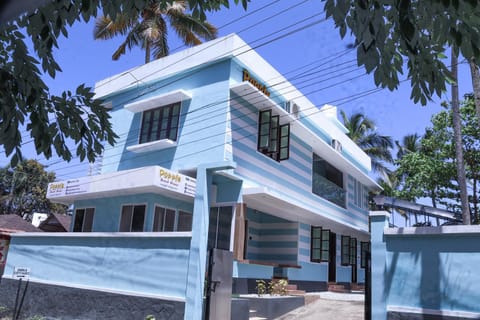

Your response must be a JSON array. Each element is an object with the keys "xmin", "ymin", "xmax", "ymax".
[{"xmin": 4, "ymin": 9, "xmax": 348, "ymax": 160}]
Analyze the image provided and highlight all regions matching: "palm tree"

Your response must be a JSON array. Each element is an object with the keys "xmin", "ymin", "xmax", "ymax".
[
  {"xmin": 94, "ymin": 1, "xmax": 218, "ymax": 63},
  {"xmin": 395, "ymin": 133, "xmax": 421, "ymax": 160},
  {"xmin": 340, "ymin": 110, "xmax": 394, "ymax": 178}
]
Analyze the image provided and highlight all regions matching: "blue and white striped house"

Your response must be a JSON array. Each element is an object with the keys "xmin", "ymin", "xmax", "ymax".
[{"xmin": 2, "ymin": 34, "xmax": 380, "ymax": 319}]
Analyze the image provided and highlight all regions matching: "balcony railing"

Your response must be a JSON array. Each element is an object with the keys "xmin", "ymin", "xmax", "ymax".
[{"xmin": 312, "ymin": 175, "xmax": 346, "ymax": 208}]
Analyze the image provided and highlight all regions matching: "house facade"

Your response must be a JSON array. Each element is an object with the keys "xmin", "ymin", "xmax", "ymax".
[{"xmin": 2, "ymin": 34, "xmax": 379, "ymax": 319}]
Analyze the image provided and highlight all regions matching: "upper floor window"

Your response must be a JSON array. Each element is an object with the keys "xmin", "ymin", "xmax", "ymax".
[
  {"xmin": 311, "ymin": 226, "xmax": 330, "ymax": 262},
  {"xmin": 312, "ymin": 153, "xmax": 346, "ymax": 208},
  {"xmin": 257, "ymin": 109, "xmax": 290, "ymax": 161},
  {"xmin": 353, "ymin": 179, "xmax": 368, "ymax": 209},
  {"xmin": 153, "ymin": 206, "xmax": 192, "ymax": 232},
  {"xmin": 139, "ymin": 102, "xmax": 180, "ymax": 144},
  {"xmin": 120, "ymin": 204, "xmax": 146, "ymax": 232},
  {"xmin": 73, "ymin": 208, "xmax": 94, "ymax": 232}
]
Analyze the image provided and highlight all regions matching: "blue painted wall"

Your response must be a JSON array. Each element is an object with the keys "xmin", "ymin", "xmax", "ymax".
[
  {"xmin": 101, "ymin": 60, "xmax": 232, "ymax": 173},
  {"xmin": 371, "ymin": 212, "xmax": 480, "ymax": 318},
  {"xmin": 4, "ymin": 234, "xmax": 191, "ymax": 300},
  {"xmin": 245, "ymin": 209, "xmax": 298, "ymax": 264},
  {"xmin": 386, "ymin": 233, "xmax": 480, "ymax": 312},
  {"xmin": 233, "ymin": 261, "xmax": 274, "ymax": 279},
  {"xmin": 290, "ymin": 223, "xmax": 328, "ymax": 282},
  {"xmin": 230, "ymin": 92, "xmax": 368, "ymax": 231},
  {"xmin": 74, "ymin": 193, "xmax": 193, "ymax": 232}
]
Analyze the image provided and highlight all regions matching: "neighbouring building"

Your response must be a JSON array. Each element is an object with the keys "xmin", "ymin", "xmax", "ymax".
[{"xmin": 1, "ymin": 34, "xmax": 380, "ymax": 319}]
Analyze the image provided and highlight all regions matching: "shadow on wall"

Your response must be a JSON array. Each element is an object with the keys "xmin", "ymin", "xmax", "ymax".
[{"xmin": 384, "ymin": 229, "xmax": 479, "ymax": 315}]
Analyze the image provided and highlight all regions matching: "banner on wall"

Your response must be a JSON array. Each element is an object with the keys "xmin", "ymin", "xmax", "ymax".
[
  {"xmin": 158, "ymin": 168, "xmax": 196, "ymax": 197},
  {"xmin": 46, "ymin": 178, "xmax": 90, "ymax": 198}
]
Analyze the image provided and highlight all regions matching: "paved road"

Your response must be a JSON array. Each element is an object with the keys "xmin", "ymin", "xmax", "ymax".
[{"xmin": 275, "ymin": 292, "xmax": 365, "ymax": 320}]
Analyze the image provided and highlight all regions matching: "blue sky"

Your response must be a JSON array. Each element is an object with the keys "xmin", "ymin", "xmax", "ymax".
[{"xmin": 1, "ymin": 0, "xmax": 474, "ymax": 180}]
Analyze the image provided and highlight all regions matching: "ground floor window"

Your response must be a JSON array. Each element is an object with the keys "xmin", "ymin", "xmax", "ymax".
[
  {"xmin": 341, "ymin": 235, "xmax": 357, "ymax": 266},
  {"xmin": 120, "ymin": 204, "xmax": 146, "ymax": 232},
  {"xmin": 310, "ymin": 226, "xmax": 330, "ymax": 262},
  {"xmin": 360, "ymin": 241, "xmax": 370, "ymax": 268},
  {"xmin": 73, "ymin": 208, "xmax": 94, "ymax": 232},
  {"xmin": 153, "ymin": 206, "xmax": 192, "ymax": 232}
]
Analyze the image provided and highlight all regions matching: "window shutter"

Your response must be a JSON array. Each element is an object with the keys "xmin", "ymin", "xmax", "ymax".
[
  {"xmin": 268, "ymin": 115, "xmax": 279, "ymax": 153},
  {"xmin": 257, "ymin": 110, "xmax": 272, "ymax": 151},
  {"xmin": 278, "ymin": 124, "xmax": 290, "ymax": 160},
  {"xmin": 321, "ymin": 229, "xmax": 330, "ymax": 262},
  {"xmin": 341, "ymin": 235, "xmax": 351, "ymax": 265}
]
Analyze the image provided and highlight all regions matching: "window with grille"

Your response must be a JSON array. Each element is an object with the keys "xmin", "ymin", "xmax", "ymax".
[
  {"xmin": 139, "ymin": 102, "xmax": 181, "ymax": 144},
  {"xmin": 341, "ymin": 235, "xmax": 357, "ymax": 266},
  {"xmin": 311, "ymin": 226, "xmax": 330, "ymax": 262}
]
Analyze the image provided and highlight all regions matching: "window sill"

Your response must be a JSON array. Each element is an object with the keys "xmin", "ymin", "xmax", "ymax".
[
  {"xmin": 124, "ymin": 90, "xmax": 191, "ymax": 113},
  {"xmin": 127, "ymin": 139, "xmax": 177, "ymax": 153}
]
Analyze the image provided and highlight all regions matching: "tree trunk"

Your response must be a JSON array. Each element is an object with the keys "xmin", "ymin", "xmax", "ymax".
[
  {"xmin": 469, "ymin": 58, "xmax": 480, "ymax": 127},
  {"xmin": 473, "ymin": 177, "xmax": 478, "ymax": 222},
  {"xmin": 452, "ymin": 52, "xmax": 471, "ymax": 224},
  {"xmin": 145, "ymin": 40, "xmax": 151, "ymax": 64}
]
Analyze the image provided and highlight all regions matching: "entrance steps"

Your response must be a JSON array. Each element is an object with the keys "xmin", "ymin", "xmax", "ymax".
[
  {"xmin": 328, "ymin": 282, "xmax": 350, "ymax": 293},
  {"xmin": 351, "ymin": 283, "xmax": 365, "ymax": 292},
  {"xmin": 285, "ymin": 284, "xmax": 306, "ymax": 296}
]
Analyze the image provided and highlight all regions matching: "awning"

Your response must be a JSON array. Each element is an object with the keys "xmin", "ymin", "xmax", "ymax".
[{"xmin": 47, "ymin": 166, "xmax": 196, "ymax": 204}]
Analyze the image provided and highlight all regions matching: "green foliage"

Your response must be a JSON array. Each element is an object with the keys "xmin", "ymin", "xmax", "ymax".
[
  {"xmin": 1, "ymin": 0, "xmax": 250, "ymax": 167},
  {"xmin": 94, "ymin": 1, "xmax": 218, "ymax": 63},
  {"xmin": 340, "ymin": 111, "xmax": 393, "ymax": 178},
  {"xmin": 324, "ymin": 0, "xmax": 480, "ymax": 105},
  {"xmin": 255, "ymin": 279, "xmax": 267, "ymax": 296},
  {"xmin": 255, "ymin": 279, "xmax": 288, "ymax": 296},
  {"xmin": 393, "ymin": 95, "xmax": 480, "ymax": 218},
  {"xmin": 0, "ymin": 159, "xmax": 67, "ymax": 216},
  {"xmin": 270, "ymin": 279, "xmax": 288, "ymax": 296},
  {"xmin": 144, "ymin": 315, "xmax": 156, "ymax": 320}
]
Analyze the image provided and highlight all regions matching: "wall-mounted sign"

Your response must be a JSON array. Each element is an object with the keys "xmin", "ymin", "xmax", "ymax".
[
  {"xmin": 47, "ymin": 178, "xmax": 90, "ymax": 198},
  {"xmin": 13, "ymin": 267, "xmax": 30, "ymax": 280},
  {"xmin": 158, "ymin": 168, "xmax": 196, "ymax": 197},
  {"xmin": 243, "ymin": 69, "xmax": 271, "ymax": 97}
]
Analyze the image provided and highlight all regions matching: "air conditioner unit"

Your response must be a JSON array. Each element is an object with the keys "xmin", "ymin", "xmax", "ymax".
[
  {"xmin": 331, "ymin": 139, "xmax": 342, "ymax": 152},
  {"xmin": 285, "ymin": 101, "xmax": 300, "ymax": 119}
]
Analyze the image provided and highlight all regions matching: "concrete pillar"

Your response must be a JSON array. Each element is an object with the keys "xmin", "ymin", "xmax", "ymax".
[
  {"xmin": 369, "ymin": 211, "xmax": 390, "ymax": 320},
  {"xmin": 184, "ymin": 161, "xmax": 235, "ymax": 320}
]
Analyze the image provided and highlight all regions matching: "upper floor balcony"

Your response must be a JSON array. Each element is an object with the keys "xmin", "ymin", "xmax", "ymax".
[{"xmin": 312, "ymin": 174, "xmax": 346, "ymax": 209}]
